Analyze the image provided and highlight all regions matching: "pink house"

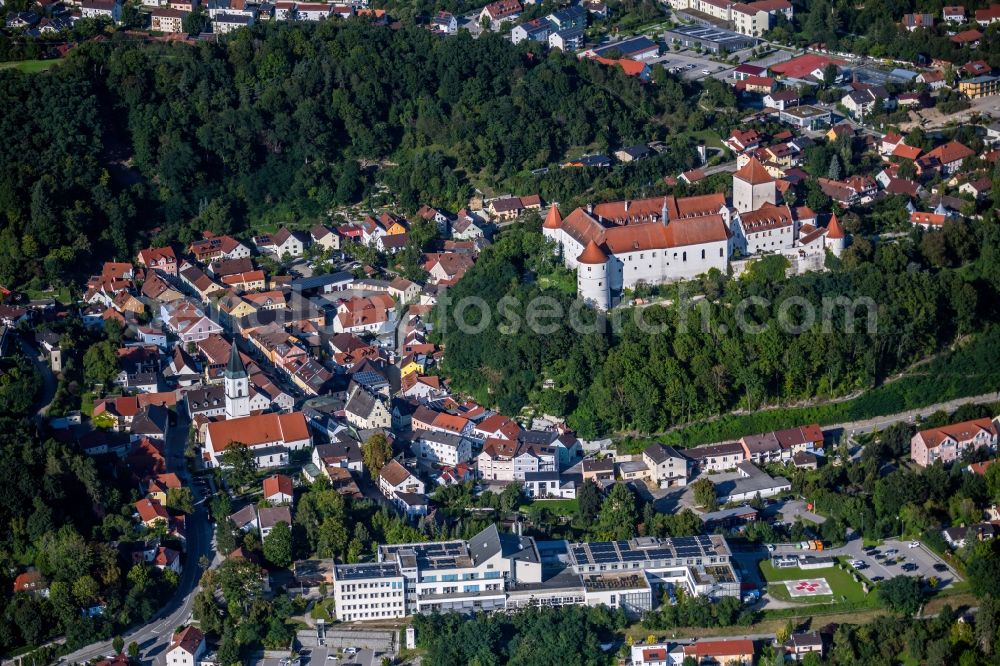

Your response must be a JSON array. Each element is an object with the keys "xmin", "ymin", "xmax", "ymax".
[{"xmin": 911, "ymin": 418, "xmax": 997, "ymax": 467}]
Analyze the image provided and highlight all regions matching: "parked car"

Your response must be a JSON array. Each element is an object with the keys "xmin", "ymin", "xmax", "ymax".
[
  {"xmin": 908, "ymin": 541, "xmax": 920, "ymax": 548},
  {"xmin": 902, "ymin": 563, "xmax": 918, "ymax": 572},
  {"xmin": 933, "ymin": 563, "xmax": 949, "ymax": 572}
]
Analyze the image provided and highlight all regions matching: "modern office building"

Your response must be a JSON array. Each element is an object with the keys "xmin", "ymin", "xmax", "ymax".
[{"xmin": 331, "ymin": 524, "xmax": 740, "ymax": 621}]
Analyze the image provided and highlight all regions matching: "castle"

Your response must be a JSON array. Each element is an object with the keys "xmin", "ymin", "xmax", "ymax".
[{"xmin": 542, "ymin": 157, "xmax": 846, "ymax": 309}]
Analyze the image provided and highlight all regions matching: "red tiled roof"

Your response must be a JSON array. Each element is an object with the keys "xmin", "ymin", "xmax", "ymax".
[
  {"xmin": 543, "ymin": 205, "xmax": 563, "ymax": 229},
  {"xmin": 734, "ymin": 157, "xmax": 775, "ymax": 185},
  {"xmin": 826, "ymin": 213, "xmax": 845, "ymax": 239},
  {"xmin": 577, "ymin": 239, "xmax": 608, "ymax": 264},
  {"xmin": 136, "ymin": 497, "xmax": 168, "ymax": 524},
  {"xmin": 206, "ymin": 412, "xmax": 310, "ymax": 453},
  {"xmin": 919, "ymin": 418, "xmax": 996, "ymax": 449},
  {"xmin": 263, "ymin": 473, "xmax": 293, "ymax": 499}
]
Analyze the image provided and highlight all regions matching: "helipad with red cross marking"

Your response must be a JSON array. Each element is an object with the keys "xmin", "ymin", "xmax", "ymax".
[{"xmin": 784, "ymin": 578, "xmax": 833, "ymax": 597}]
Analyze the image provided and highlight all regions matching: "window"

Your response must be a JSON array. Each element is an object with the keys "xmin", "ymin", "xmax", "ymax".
[{"xmin": 682, "ymin": 251, "xmax": 687, "ymax": 261}]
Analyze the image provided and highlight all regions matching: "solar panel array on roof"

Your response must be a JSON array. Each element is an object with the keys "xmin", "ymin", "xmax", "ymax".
[{"xmin": 568, "ymin": 535, "xmax": 724, "ymax": 568}]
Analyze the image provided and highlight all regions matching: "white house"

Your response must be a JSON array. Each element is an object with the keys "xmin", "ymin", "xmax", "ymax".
[
  {"xmin": 166, "ymin": 627, "xmax": 206, "ymax": 666},
  {"xmin": 413, "ymin": 431, "xmax": 473, "ymax": 468}
]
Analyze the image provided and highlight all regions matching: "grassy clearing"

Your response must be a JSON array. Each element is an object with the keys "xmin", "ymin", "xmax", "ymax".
[
  {"xmin": 759, "ymin": 560, "xmax": 868, "ymax": 604},
  {"xmin": 0, "ymin": 59, "xmax": 61, "ymax": 73}
]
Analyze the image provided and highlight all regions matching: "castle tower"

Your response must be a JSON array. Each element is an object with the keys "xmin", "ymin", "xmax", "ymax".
[
  {"xmin": 542, "ymin": 204, "xmax": 563, "ymax": 248},
  {"xmin": 576, "ymin": 240, "xmax": 610, "ymax": 310},
  {"xmin": 732, "ymin": 157, "xmax": 776, "ymax": 213},
  {"xmin": 826, "ymin": 213, "xmax": 847, "ymax": 257},
  {"xmin": 224, "ymin": 342, "xmax": 250, "ymax": 420}
]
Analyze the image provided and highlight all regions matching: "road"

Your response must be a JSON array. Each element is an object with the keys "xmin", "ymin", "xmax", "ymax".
[
  {"xmin": 19, "ymin": 335, "xmax": 57, "ymax": 424},
  {"xmin": 62, "ymin": 413, "xmax": 218, "ymax": 666},
  {"xmin": 834, "ymin": 391, "xmax": 1000, "ymax": 443}
]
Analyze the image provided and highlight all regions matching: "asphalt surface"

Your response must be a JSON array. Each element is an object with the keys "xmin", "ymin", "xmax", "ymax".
[
  {"xmin": 62, "ymin": 413, "xmax": 219, "ymax": 666},
  {"xmin": 19, "ymin": 336, "xmax": 57, "ymax": 423}
]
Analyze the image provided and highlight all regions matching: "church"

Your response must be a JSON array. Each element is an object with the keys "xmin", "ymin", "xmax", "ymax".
[
  {"xmin": 542, "ymin": 157, "xmax": 846, "ymax": 309},
  {"xmin": 202, "ymin": 343, "xmax": 312, "ymax": 468}
]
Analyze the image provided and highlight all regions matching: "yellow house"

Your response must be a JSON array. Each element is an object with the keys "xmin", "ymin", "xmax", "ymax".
[
  {"xmin": 400, "ymin": 355, "xmax": 424, "ymax": 379},
  {"xmin": 217, "ymin": 293, "xmax": 259, "ymax": 322},
  {"xmin": 376, "ymin": 212, "xmax": 408, "ymax": 236}
]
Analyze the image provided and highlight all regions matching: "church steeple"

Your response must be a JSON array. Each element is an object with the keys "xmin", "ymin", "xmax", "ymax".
[
  {"xmin": 225, "ymin": 341, "xmax": 247, "ymax": 380},
  {"xmin": 224, "ymin": 341, "xmax": 250, "ymax": 420}
]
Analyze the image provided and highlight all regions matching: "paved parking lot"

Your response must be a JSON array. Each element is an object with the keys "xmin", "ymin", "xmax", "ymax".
[
  {"xmin": 252, "ymin": 648, "xmax": 380, "ymax": 666},
  {"xmin": 838, "ymin": 539, "xmax": 960, "ymax": 587}
]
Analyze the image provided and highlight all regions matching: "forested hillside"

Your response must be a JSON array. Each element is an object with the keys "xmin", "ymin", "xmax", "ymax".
[
  {"xmin": 436, "ymin": 220, "xmax": 1000, "ymax": 438},
  {"xmin": 0, "ymin": 20, "xmax": 719, "ymax": 290}
]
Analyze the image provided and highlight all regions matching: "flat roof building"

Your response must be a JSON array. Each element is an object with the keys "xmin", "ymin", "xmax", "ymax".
[
  {"xmin": 331, "ymin": 525, "xmax": 740, "ymax": 622},
  {"xmin": 665, "ymin": 24, "xmax": 758, "ymax": 53}
]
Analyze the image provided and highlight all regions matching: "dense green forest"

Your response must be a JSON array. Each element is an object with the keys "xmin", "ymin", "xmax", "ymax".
[
  {"xmin": 0, "ymin": 20, "xmax": 726, "ymax": 290},
  {"xmin": 0, "ymin": 352, "xmax": 178, "ymax": 655},
  {"xmin": 775, "ymin": 0, "xmax": 1000, "ymax": 66},
  {"xmin": 436, "ymin": 218, "xmax": 1000, "ymax": 438}
]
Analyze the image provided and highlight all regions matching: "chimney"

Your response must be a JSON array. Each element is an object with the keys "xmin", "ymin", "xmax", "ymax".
[
  {"xmin": 624, "ymin": 200, "xmax": 630, "ymax": 212},
  {"xmin": 586, "ymin": 203, "xmax": 593, "ymax": 214},
  {"xmin": 661, "ymin": 197, "xmax": 669, "ymax": 226}
]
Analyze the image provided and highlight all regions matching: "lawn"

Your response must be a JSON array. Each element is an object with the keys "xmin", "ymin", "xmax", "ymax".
[
  {"xmin": 0, "ymin": 59, "xmax": 61, "ymax": 73},
  {"xmin": 309, "ymin": 598, "xmax": 336, "ymax": 621},
  {"xmin": 527, "ymin": 498, "xmax": 579, "ymax": 516},
  {"xmin": 759, "ymin": 559, "xmax": 869, "ymax": 605}
]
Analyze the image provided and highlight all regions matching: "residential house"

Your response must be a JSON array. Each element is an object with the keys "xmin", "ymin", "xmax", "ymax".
[
  {"xmin": 911, "ymin": 418, "xmax": 997, "ymax": 467},
  {"xmin": 685, "ymin": 442, "xmax": 746, "ymax": 472},
  {"xmin": 144, "ymin": 473, "xmax": 182, "ymax": 505},
  {"xmin": 142, "ymin": 273, "xmax": 185, "ymax": 303},
  {"xmin": 731, "ymin": 0, "xmax": 793, "ymax": 37},
  {"xmin": 310, "ymin": 223, "xmax": 341, "ymax": 251},
  {"xmin": 262, "ymin": 474, "xmax": 293, "ymax": 504},
  {"xmin": 254, "ymin": 227, "xmax": 307, "ymax": 258},
  {"xmin": 959, "ymin": 75, "xmax": 1000, "ymax": 99},
  {"xmin": 785, "ymin": 633, "xmax": 823, "ymax": 661},
  {"xmin": 258, "ymin": 505, "xmax": 292, "ymax": 538},
  {"xmin": 150, "ymin": 7, "xmax": 187, "ymax": 31},
  {"xmin": 12, "ymin": 570, "xmax": 49, "ymax": 597},
  {"xmin": 80, "ymin": 0, "xmax": 121, "ymax": 21},
  {"xmin": 343, "ymin": 385, "xmax": 391, "ymax": 430},
  {"xmin": 817, "ymin": 175, "xmax": 878, "ymax": 206},
  {"xmin": 581, "ymin": 457, "xmax": 614, "ymax": 482},
  {"xmin": 413, "ymin": 431, "xmax": 473, "ymax": 468},
  {"xmin": 188, "ymin": 234, "xmax": 251, "ymax": 263},
  {"xmin": 214, "ymin": 12, "xmax": 254, "ymax": 32},
  {"xmin": 902, "ymin": 12, "xmax": 934, "ymax": 30},
  {"xmin": 429, "ymin": 10, "xmax": 457, "ymax": 34},
  {"xmin": 378, "ymin": 459, "xmax": 425, "ymax": 500},
  {"xmin": 333, "ymin": 294, "xmax": 396, "ymax": 334},
  {"xmin": 478, "ymin": 439, "xmax": 556, "ymax": 481},
  {"xmin": 975, "ymin": 4, "xmax": 1000, "ymax": 26},
  {"xmin": 942, "ymin": 6, "xmax": 965, "ymax": 23},
  {"xmin": 137, "ymin": 246, "xmax": 178, "ymax": 277},
  {"xmin": 642, "ymin": 443, "xmax": 688, "ymax": 488},
  {"xmin": 161, "ymin": 300, "xmax": 223, "ymax": 343},
  {"xmin": 479, "ymin": 0, "xmax": 521, "ymax": 29},
  {"xmin": 451, "ymin": 210, "xmax": 487, "ymax": 240},
  {"xmin": 166, "ymin": 626, "xmax": 206, "ymax": 666},
  {"xmin": 943, "ymin": 522, "xmax": 999, "ymax": 549},
  {"xmin": 682, "ymin": 639, "xmax": 754, "ymax": 665},
  {"xmin": 763, "ymin": 89, "xmax": 799, "ymax": 110},
  {"xmin": 423, "ymin": 252, "xmax": 475, "ymax": 284},
  {"xmin": 136, "ymin": 497, "xmax": 169, "ymax": 528},
  {"xmin": 180, "ymin": 265, "xmax": 225, "ymax": 302}
]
